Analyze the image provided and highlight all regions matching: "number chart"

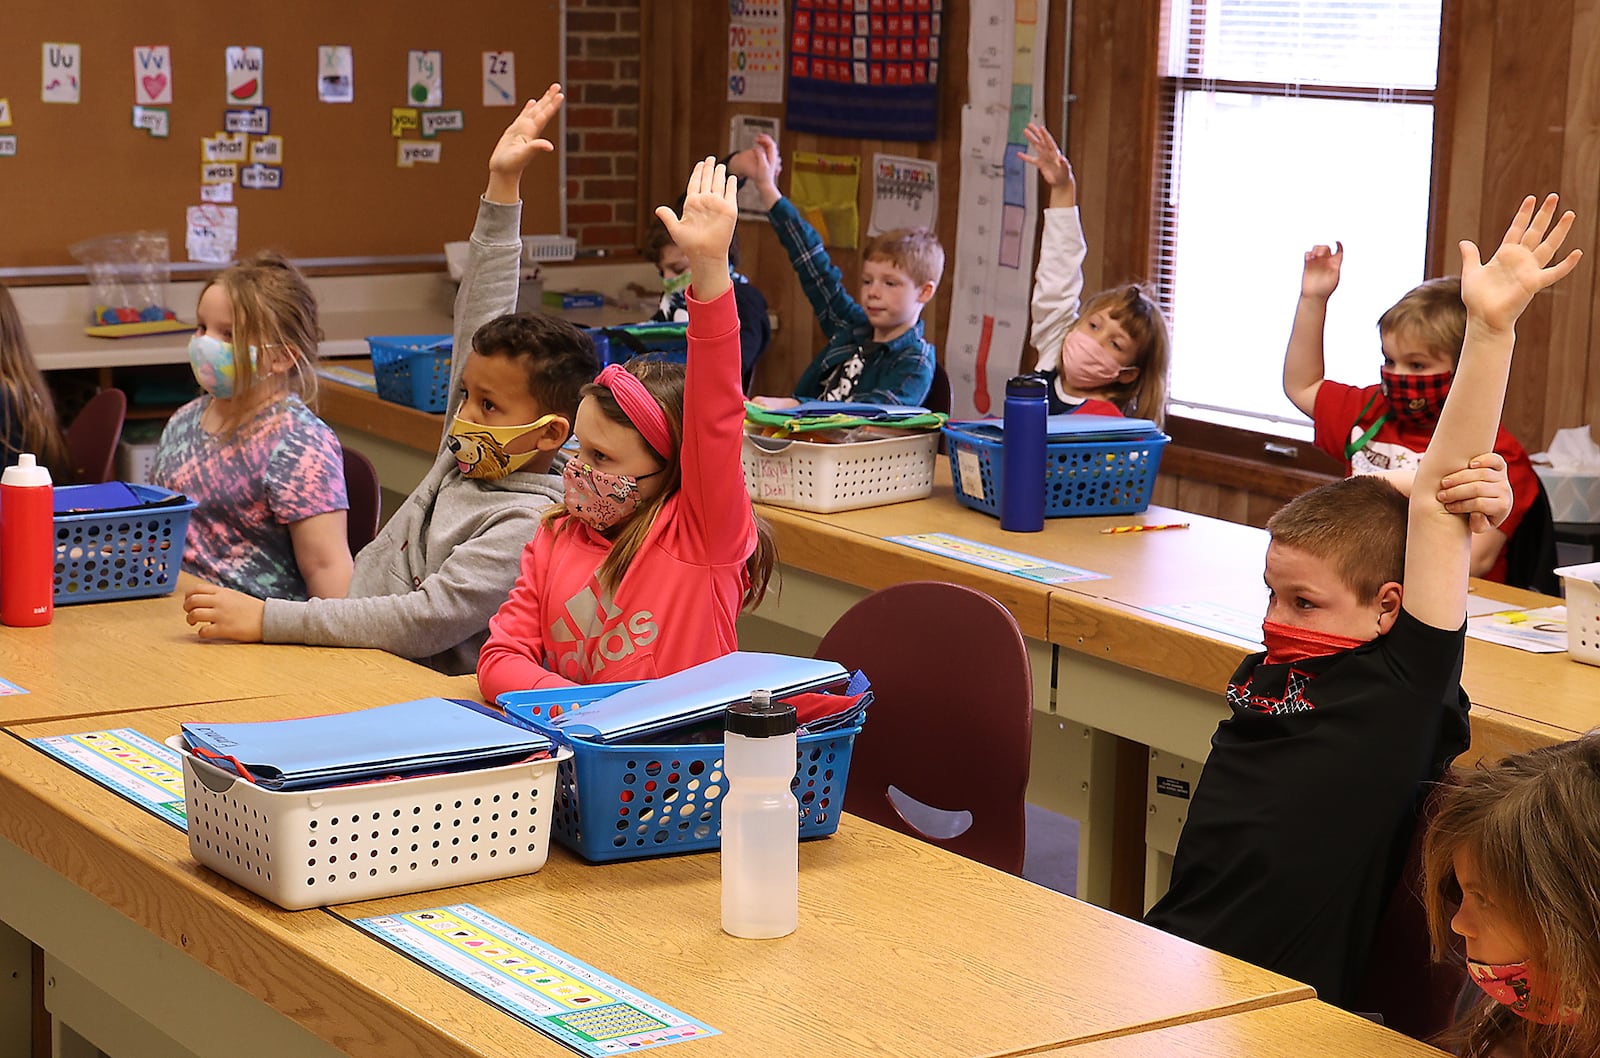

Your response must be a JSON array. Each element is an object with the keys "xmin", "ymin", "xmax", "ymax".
[
  {"xmin": 787, "ymin": 0, "xmax": 943, "ymax": 140},
  {"xmin": 728, "ymin": 0, "xmax": 786, "ymax": 103},
  {"xmin": 30, "ymin": 728, "xmax": 188, "ymax": 829}
]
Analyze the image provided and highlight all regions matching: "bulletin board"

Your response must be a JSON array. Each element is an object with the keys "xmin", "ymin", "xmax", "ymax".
[{"xmin": 0, "ymin": 0, "xmax": 563, "ymax": 270}]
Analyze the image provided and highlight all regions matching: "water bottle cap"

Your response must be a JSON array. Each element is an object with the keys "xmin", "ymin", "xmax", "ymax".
[
  {"xmin": 1006, "ymin": 376, "xmax": 1048, "ymax": 398},
  {"xmin": 1, "ymin": 453, "xmax": 52, "ymax": 487},
  {"xmin": 726, "ymin": 690, "xmax": 797, "ymax": 737}
]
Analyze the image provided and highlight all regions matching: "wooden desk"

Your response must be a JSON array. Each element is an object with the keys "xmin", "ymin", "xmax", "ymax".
[
  {"xmin": 1036, "ymin": 1000, "xmax": 1447, "ymax": 1055},
  {"xmin": 4, "ymin": 695, "xmax": 1315, "ymax": 1058}
]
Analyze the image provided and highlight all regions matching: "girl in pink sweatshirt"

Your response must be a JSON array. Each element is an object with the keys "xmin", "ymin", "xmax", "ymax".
[{"xmin": 478, "ymin": 158, "xmax": 777, "ymax": 700}]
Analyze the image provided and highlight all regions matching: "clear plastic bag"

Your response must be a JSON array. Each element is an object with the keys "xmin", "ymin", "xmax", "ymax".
[{"xmin": 69, "ymin": 231, "xmax": 181, "ymax": 326}]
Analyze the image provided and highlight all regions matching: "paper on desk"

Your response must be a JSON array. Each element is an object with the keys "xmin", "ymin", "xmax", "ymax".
[
  {"xmin": 1466, "ymin": 606, "xmax": 1568, "ymax": 653},
  {"xmin": 1143, "ymin": 601, "xmax": 1265, "ymax": 647},
  {"xmin": 316, "ymin": 364, "xmax": 378, "ymax": 392},
  {"xmin": 1465, "ymin": 593, "xmax": 1512, "ymax": 618},
  {"xmin": 888, "ymin": 532, "xmax": 1108, "ymax": 585}
]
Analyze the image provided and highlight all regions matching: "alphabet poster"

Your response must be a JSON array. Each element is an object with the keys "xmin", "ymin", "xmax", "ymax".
[
  {"xmin": 42, "ymin": 43, "xmax": 81, "ymax": 104},
  {"xmin": 482, "ymin": 51, "xmax": 516, "ymax": 106},
  {"xmin": 408, "ymin": 50, "xmax": 442, "ymax": 107},
  {"xmin": 134, "ymin": 46, "xmax": 173, "ymax": 105},
  {"xmin": 319, "ymin": 45, "xmax": 354, "ymax": 103},
  {"xmin": 225, "ymin": 46, "xmax": 264, "ymax": 105}
]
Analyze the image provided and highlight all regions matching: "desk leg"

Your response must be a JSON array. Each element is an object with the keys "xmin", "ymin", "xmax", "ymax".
[{"xmin": 1, "ymin": 919, "xmax": 33, "ymax": 1055}]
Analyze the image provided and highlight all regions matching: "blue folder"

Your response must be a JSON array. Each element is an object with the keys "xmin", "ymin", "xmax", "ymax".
[
  {"xmin": 950, "ymin": 414, "xmax": 1164, "ymax": 443},
  {"xmin": 756, "ymin": 400, "xmax": 933, "ymax": 419}
]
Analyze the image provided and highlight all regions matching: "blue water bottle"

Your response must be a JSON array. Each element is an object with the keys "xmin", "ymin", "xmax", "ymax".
[{"xmin": 1000, "ymin": 375, "xmax": 1047, "ymax": 532}]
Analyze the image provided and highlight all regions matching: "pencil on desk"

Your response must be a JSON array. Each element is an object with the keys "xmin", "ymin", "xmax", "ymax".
[{"xmin": 1100, "ymin": 522, "xmax": 1190, "ymax": 535}]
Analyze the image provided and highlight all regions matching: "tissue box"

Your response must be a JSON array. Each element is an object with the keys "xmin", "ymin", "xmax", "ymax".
[{"xmin": 1534, "ymin": 466, "xmax": 1600, "ymax": 523}]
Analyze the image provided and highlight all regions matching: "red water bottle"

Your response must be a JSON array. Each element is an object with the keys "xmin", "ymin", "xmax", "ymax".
[{"xmin": 1, "ymin": 453, "xmax": 55, "ymax": 627}]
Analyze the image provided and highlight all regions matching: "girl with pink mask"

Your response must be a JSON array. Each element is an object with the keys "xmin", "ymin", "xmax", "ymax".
[
  {"xmin": 477, "ymin": 159, "xmax": 777, "ymax": 700},
  {"xmin": 1423, "ymin": 734, "xmax": 1600, "ymax": 1057},
  {"xmin": 1017, "ymin": 122, "xmax": 1171, "ymax": 426}
]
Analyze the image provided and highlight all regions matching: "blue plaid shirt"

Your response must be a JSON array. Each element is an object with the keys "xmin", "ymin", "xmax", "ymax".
[{"xmin": 767, "ymin": 196, "xmax": 935, "ymax": 405}]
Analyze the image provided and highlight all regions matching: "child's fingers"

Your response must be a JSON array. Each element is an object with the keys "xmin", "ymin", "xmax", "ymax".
[{"xmin": 1500, "ymin": 195, "xmax": 1539, "ymax": 248}]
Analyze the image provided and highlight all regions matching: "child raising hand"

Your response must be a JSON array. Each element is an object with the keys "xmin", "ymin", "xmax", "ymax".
[{"xmin": 477, "ymin": 159, "xmax": 777, "ymax": 699}]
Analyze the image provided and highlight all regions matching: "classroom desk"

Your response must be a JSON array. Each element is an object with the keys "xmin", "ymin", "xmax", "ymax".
[
  {"xmin": 1035, "ymin": 999, "xmax": 1447, "ymax": 1056},
  {"xmin": 3, "ymin": 694, "xmax": 1316, "ymax": 1058}
]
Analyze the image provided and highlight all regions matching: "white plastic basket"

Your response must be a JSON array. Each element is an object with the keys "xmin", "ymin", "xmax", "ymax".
[
  {"xmin": 1555, "ymin": 562, "xmax": 1600, "ymax": 666},
  {"xmin": 522, "ymin": 234, "xmax": 577, "ymax": 263},
  {"xmin": 169, "ymin": 737, "xmax": 569, "ymax": 910},
  {"xmin": 741, "ymin": 430, "xmax": 938, "ymax": 513}
]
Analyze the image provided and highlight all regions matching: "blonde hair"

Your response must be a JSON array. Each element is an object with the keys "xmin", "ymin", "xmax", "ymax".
[
  {"xmin": 1266, "ymin": 475, "xmax": 1408, "ymax": 600},
  {"xmin": 1422, "ymin": 735, "xmax": 1600, "ymax": 1058},
  {"xmin": 543, "ymin": 357, "xmax": 778, "ymax": 609},
  {"xmin": 0, "ymin": 284, "xmax": 70, "ymax": 475},
  {"xmin": 863, "ymin": 228, "xmax": 945, "ymax": 288},
  {"xmin": 1073, "ymin": 283, "xmax": 1171, "ymax": 427},
  {"xmin": 1378, "ymin": 277, "xmax": 1466, "ymax": 366},
  {"xmin": 201, "ymin": 252, "xmax": 322, "ymax": 430}
]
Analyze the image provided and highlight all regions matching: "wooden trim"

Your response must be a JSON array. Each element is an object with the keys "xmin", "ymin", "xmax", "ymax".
[{"xmin": 1160, "ymin": 445, "xmax": 1338, "ymax": 500}]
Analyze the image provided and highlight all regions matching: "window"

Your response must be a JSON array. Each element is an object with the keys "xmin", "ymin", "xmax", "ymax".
[{"xmin": 1152, "ymin": 0, "xmax": 1443, "ymax": 438}]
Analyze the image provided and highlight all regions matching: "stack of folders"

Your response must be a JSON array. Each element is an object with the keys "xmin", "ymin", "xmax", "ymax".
[
  {"xmin": 953, "ymin": 413, "xmax": 1165, "ymax": 443},
  {"xmin": 499, "ymin": 652, "xmax": 872, "ymax": 746},
  {"xmin": 179, "ymin": 697, "xmax": 551, "ymax": 791}
]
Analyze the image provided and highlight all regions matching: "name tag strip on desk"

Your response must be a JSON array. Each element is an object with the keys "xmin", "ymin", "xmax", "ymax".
[
  {"xmin": 29, "ymin": 729, "xmax": 187, "ymax": 830},
  {"xmin": 0, "ymin": 676, "xmax": 27, "ymax": 695},
  {"xmin": 887, "ymin": 532, "xmax": 1108, "ymax": 585},
  {"xmin": 315, "ymin": 364, "xmax": 379, "ymax": 392},
  {"xmin": 1142, "ymin": 601, "xmax": 1266, "ymax": 648},
  {"xmin": 354, "ymin": 904, "xmax": 718, "ymax": 1055}
]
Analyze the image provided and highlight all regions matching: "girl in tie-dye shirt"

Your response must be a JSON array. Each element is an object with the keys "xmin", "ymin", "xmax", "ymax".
[{"xmin": 152, "ymin": 254, "xmax": 351, "ymax": 602}]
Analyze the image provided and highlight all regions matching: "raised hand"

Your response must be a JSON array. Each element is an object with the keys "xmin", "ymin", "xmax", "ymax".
[
  {"xmin": 1301, "ymin": 243, "xmax": 1344, "ymax": 299},
  {"xmin": 656, "ymin": 158, "xmax": 739, "ymax": 298},
  {"xmin": 487, "ymin": 84, "xmax": 563, "ymax": 201},
  {"xmin": 1017, "ymin": 122, "xmax": 1075, "ymax": 191},
  {"xmin": 1460, "ymin": 194, "xmax": 1583, "ymax": 333}
]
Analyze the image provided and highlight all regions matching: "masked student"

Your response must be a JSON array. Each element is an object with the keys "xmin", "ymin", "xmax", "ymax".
[{"xmin": 181, "ymin": 85, "xmax": 598, "ymax": 676}]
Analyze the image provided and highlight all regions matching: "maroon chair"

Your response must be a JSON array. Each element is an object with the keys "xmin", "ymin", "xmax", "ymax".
[
  {"xmin": 340, "ymin": 444, "xmax": 382, "ymax": 556},
  {"xmin": 814, "ymin": 581, "xmax": 1032, "ymax": 874},
  {"xmin": 65, "ymin": 387, "xmax": 128, "ymax": 484},
  {"xmin": 925, "ymin": 361, "xmax": 952, "ymax": 415}
]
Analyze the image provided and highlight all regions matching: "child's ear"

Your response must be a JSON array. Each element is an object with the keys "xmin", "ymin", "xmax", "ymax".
[
  {"xmin": 1374, "ymin": 581, "xmax": 1403, "ymax": 635},
  {"xmin": 915, "ymin": 280, "xmax": 937, "ymax": 305},
  {"xmin": 1116, "ymin": 365, "xmax": 1141, "ymax": 384},
  {"xmin": 531, "ymin": 415, "xmax": 571, "ymax": 452}
]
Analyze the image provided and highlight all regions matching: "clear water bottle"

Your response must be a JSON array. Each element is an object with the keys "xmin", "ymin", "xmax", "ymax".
[
  {"xmin": 1000, "ymin": 375, "xmax": 1047, "ymax": 532},
  {"xmin": 0, "ymin": 453, "xmax": 55, "ymax": 627},
  {"xmin": 721, "ymin": 688, "xmax": 799, "ymax": 939}
]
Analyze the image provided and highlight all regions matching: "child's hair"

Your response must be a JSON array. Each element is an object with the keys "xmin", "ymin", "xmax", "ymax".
[
  {"xmin": 1378, "ymin": 276, "xmax": 1466, "ymax": 366},
  {"xmin": 642, "ymin": 206, "xmax": 742, "ymax": 270},
  {"xmin": 863, "ymin": 228, "xmax": 945, "ymax": 289},
  {"xmin": 544, "ymin": 357, "xmax": 777, "ymax": 607},
  {"xmin": 203, "ymin": 252, "xmax": 322, "ymax": 422},
  {"xmin": 1266, "ymin": 475, "xmax": 1408, "ymax": 600},
  {"xmin": 471, "ymin": 313, "xmax": 599, "ymax": 422},
  {"xmin": 0, "ymin": 284, "xmax": 69, "ymax": 473},
  {"xmin": 1422, "ymin": 734, "xmax": 1600, "ymax": 1058},
  {"xmin": 1076, "ymin": 283, "xmax": 1172, "ymax": 427}
]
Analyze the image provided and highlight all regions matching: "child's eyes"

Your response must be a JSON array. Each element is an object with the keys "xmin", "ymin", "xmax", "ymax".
[{"xmin": 1295, "ymin": 597, "xmax": 1316, "ymax": 610}]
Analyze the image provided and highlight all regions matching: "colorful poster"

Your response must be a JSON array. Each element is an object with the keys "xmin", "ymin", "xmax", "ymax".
[
  {"xmin": 869, "ymin": 153, "xmax": 937, "ymax": 235},
  {"xmin": 729, "ymin": 0, "xmax": 786, "ymax": 103},
  {"xmin": 786, "ymin": 0, "xmax": 941, "ymax": 140},
  {"xmin": 408, "ymin": 50, "xmax": 442, "ymax": 106},
  {"xmin": 790, "ymin": 150, "xmax": 860, "ymax": 247},
  {"xmin": 728, "ymin": 113, "xmax": 781, "ymax": 219},
  {"xmin": 318, "ymin": 45, "xmax": 354, "ymax": 103},
  {"xmin": 134, "ymin": 46, "xmax": 173, "ymax": 105},
  {"xmin": 42, "ymin": 43, "xmax": 82, "ymax": 104},
  {"xmin": 482, "ymin": 51, "xmax": 516, "ymax": 107},
  {"xmin": 186, "ymin": 205, "xmax": 239, "ymax": 263},
  {"xmin": 225, "ymin": 46, "xmax": 264, "ymax": 104}
]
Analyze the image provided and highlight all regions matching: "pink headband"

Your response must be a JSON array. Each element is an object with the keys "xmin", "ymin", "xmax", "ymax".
[{"xmin": 595, "ymin": 363, "xmax": 672, "ymax": 458}]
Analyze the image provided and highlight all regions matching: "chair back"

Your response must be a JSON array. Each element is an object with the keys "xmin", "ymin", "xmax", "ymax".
[
  {"xmin": 815, "ymin": 581, "xmax": 1032, "ymax": 874},
  {"xmin": 340, "ymin": 444, "xmax": 382, "ymax": 556},
  {"xmin": 926, "ymin": 361, "xmax": 952, "ymax": 415},
  {"xmin": 1504, "ymin": 476, "xmax": 1560, "ymax": 595},
  {"xmin": 65, "ymin": 388, "xmax": 128, "ymax": 484}
]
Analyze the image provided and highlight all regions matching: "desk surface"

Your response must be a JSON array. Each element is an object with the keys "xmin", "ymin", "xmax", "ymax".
[
  {"xmin": 1035, "ymin": 999, "xmax": 1447, "ymax": 1055},
  {"xmin": 6, "ymin": 695, "xmax": 1315, "ymax": 1058},
  {"xmin": 318, "ymin": 360, "xmax": 445, "ymax": 456}
]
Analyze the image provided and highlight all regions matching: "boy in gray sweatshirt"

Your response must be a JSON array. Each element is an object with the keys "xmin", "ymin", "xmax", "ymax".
[{"xmin": 182, "ymin": 84, "xmax": 595, "ymax": 675}]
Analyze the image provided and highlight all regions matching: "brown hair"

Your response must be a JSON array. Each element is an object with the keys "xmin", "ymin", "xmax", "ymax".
[
  {"xmin": 1422, "ymin": 735, "xmax": 1600, "ymax": 1058},
  {"xmin": 1378, "ymin": 276, "xmax": 1466, "ymax": 366},
  {"xmin": 471, "ymin": 313, "xmax": 599, "ymax": 422},
  {"xmin": 543, "ymin": 357, "xmax": 777, "ymax": 608},
  {"xmin": 1266, "ymin": 475, "xmax": 1408, "ymax": 600},
  {"xmin": 1075, "ymin": 283, "xmax": 1172, "ymax": 427},
  {"xmin": 202, "ymin": 252, "xmax": 322, "ymax": 430},
  {"xmin": 863, "ymin": 227, "xmax": 945, "ymax": 288},
  {"xmin": 0, "ymin": 284, "xmax": 69, "ymax": 474}
]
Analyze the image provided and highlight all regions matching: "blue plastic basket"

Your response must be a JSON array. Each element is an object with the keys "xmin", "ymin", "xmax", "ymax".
[
  {"xmin": 588, "ymin": 322, "xmax": 689, "ymax": 368},
  {"xmin": 52, "ymin": 483, "xmax": 196, "ymax": 604},
  {"xmin": 499, "ymin": 685, "xmax": 865, "ymax": 863},
  {"xmin": 943, "ymin": 423, "xmax": 1170, "ymax": 518},
  {"xmin": 367, "ymin": 335, "xmax": 452, "ymax": 413}
]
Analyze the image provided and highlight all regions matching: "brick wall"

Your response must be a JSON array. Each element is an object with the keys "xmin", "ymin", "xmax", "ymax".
[{"xmin": 564, "ymin": 0, "xmax": 642, "ymax": 252}]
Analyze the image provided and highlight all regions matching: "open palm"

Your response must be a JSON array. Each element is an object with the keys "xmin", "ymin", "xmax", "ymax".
[
  {"xmin": 1460, "ymin": 194, "xmax": 1582, "ymax": 332},
  {"xmin": 656, "ymin": 158, "xmax": 738, "ymax": 261}
]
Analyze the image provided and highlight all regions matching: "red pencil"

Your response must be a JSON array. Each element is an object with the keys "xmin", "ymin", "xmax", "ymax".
[{"xmin": 1100, "ymin": 522, "xmax": 1190, "ymax": 535}]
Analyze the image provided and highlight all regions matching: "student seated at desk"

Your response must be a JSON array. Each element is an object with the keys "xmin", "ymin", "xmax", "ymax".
[
  {"xmin": 0, "ymin": 282, "xmax": 69, "ymax": 472},
  {"xmin": 477, "ymin": 157, "xmax": 777, "ymax": 699},
  {"xmin": 1145, "ymin": 194, "xmax": 1582, "ymax": 1010},
  {"xmin": 729, "ymin": 133, "xmax": 944, "ymax": 409},
  {"xmin": 182, "ymin": 85, "xmax": 597, "ymax": 675}
]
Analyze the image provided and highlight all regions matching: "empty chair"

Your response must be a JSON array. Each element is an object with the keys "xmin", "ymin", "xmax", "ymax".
[
  {"xmin": 340, "ymin": 444, "xmax": 382, "ymax": 556},
  {"xmin": 65, "ymin": 387, "xmax": 128, "ymax": 484},
  {"xmin": 815, "ymin": 580, "xmax": 1032, "ymax": 874}
]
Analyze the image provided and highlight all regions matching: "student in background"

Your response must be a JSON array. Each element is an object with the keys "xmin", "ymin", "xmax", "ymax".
[
  {"xmin": 182, "ymin": 85, "xmax": 594, "ymax": 676},
  {"xmin": 0, "ymin": 283, "xmax": 69, "ymax": 473},
  {"xmin": 1284, "ymin": 246, "xmax": 1541, "ymax": 582},
  {"xmin": 730, "ymin": 133, "xmax": 943, "ymax": 408},
  {"xmin": 478, "ymin": 158, "xmax": 777, "ymax": 700},
  {"xmin": 1145, "ymin": 195, "xmax": 1581, "ymax": 1009},
  {"xmin": 642, "ymin": 203, "xmax": 771, "ymax": 393},
  {"xmin": 151, "ymin": 253, "xmax": 350, "ymax": 602},
  {"xmin": 1422, "ymin": 734, "xmax": 1600, "ymax": 1058},
  {"xmin": 1016, "ymin": 122, "xmax": 1170, "ymax": 426}
]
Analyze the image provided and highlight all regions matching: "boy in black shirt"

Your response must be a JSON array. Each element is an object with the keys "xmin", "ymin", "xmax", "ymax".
[{"xmin": 1145, "ymin": 195, "xmax": 1582, "ymax": 1008}]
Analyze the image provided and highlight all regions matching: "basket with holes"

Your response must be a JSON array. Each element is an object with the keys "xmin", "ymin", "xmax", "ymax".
[
  {"xmin": 367, "ymin": 334, "xmax": 453, "ymax": 413},
  {"xmin": 168, "ymin": 736, "xmax": 570, "ymax": 910},
  {"xmin": 1555, "ymin": 562, "xmax": 1600, "ymax": 666},
  {"xmin": 741, "ymin": 429, "xmax": 939, "ymax": 513},
  {"xmin": 53, "ymin": 483, "xmax": 196, "ymax": 604},
  {"xmin": 498, "ymin": 689, "xmax": 866, "ymax": 863},
  {"xmin": 942, "ymin": 422, "xmax": 1170, "ymax": 517}
]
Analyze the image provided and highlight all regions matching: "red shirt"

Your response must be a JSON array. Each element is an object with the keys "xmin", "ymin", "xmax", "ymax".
[{"xmin": 1312, "ymin": 380, "xmax": 1537, "ymax": 583}]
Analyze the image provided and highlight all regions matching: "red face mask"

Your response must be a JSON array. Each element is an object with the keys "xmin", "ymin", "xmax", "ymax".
[
  {"xmin": 1260, "ymin": 620, "xmax": 1369, "ymax": 664},
  {"xmin": 1380, "ymin": 368, "xmax": 1453, "ymax": 431},
  {"xmin": 1467, "ymin": 958, "xmax": 1581, "ymax": 1025}
]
